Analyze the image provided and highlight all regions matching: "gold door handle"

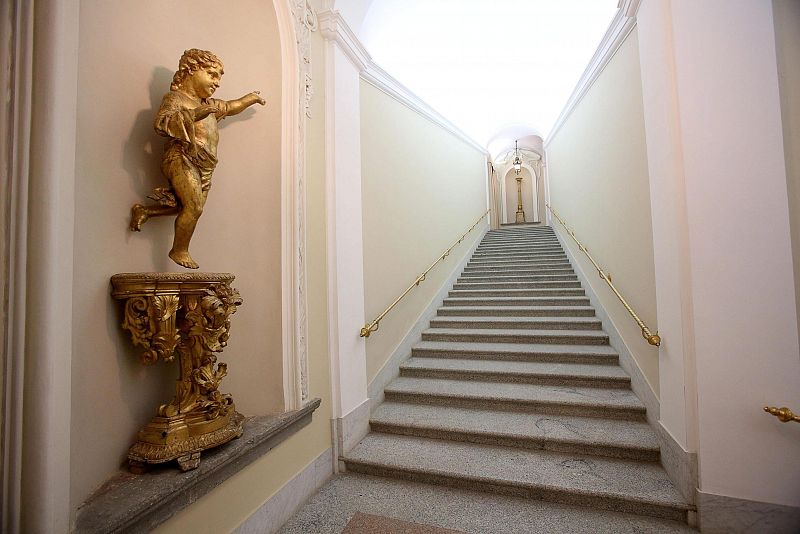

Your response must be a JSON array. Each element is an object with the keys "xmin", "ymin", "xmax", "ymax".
[{"xmin": 764, "ymin": 406, "xmax": 800, "ymax": 423}]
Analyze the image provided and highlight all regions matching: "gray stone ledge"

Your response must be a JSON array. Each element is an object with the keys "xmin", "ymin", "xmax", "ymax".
[{"xmin": 75, "ymin": 399, "xmax": 322, "ymax": 534}]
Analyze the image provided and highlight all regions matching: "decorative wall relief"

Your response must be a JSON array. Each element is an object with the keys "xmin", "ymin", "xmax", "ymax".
[{"xmin": 112, "ymin": 273, "xmax": 244, "ymax": 472}]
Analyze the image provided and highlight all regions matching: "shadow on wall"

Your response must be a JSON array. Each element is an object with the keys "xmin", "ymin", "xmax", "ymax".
[{"xmin": 122, "ymin": 66, "xmax": 174, "ymax": 270}]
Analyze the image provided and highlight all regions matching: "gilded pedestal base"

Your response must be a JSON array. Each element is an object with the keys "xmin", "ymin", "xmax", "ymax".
[
  {"xmin": 111, "ymin": 272, "xmax": 244, "ymax": 472},
  {"xmin": 129, "ymin": 411, "xmax": 244, "ymax": 472}
]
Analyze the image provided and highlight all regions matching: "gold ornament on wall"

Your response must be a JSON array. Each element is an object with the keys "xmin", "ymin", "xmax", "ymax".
[
  {"xmin": 112, "ymin": 272, "xmax": 244, "ymax": 472},
  {"xmin": 128, "ymin": 49, "xmax": 266, "ymax": 269}
]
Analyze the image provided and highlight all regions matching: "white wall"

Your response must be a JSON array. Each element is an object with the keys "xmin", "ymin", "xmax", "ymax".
[
  {"xmin": 360, "ymin": 79, "xmax": 488, "ymax": 384},
  {"xmin": 666, "ymin": 0, "xmax": 800, "ymax": 506},
  {"xmin": 546, "ymin": 28, "xmax": 660, "ymax": 396},
  {"xmin": 71, "ymin": 0, "xmax": 283, "ymax": 514},
  {"xmin": 774, "ymin": 0, "xmax": 800, "ymax": 355}
]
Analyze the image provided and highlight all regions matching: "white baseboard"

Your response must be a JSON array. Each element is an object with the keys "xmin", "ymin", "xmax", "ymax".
[
  {"xmin": 234, "ymin": 448, "xmax": 333, "ymax": 534},
  {"xmin": 698, "ymin": 491, "xmax": 800, "ymax": 534}
]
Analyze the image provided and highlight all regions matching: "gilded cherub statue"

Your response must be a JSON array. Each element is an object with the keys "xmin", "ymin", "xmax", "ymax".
[{"xmin": 130, "ymin": 49, "xmax": 265, "ymax": 269}]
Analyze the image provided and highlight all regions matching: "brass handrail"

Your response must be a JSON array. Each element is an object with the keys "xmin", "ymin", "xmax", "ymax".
[
  {"xmin": 360, "ymin": 209, "xmax": 491, "ymax": 338},
  {"xmin": 546, "ymin": 204, "xmax": 661, "ymax": 347},
  {"xmin": 764, "ymin": 406, "xmax": 800, "ymax": 423}
]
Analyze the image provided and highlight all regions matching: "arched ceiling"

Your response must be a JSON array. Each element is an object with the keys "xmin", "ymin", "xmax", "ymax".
[{"xmin": 357, "ymin": 0, "xmax": 618, "ymax": 147}]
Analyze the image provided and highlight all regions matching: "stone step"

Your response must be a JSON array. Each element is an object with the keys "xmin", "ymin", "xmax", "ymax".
[
  {"xmin": 475, "ymin": 245, "xmax": 563, "ymax": 253},
  {"xmin": 461, "ymin": 266, "xmax": 575, "ymax": 276},
  {"xmin": 422, "ymin": 327, "xmax": 609, "ymax": 346},
  {"xmin": 370, "ymin": 402, "xmax": 658, "ymax": 461},
  {"xmin": 437, "ymin": 305, "xmax": 596, "ymax": 318},
  {"xmin": 468, "ymin": 255, "xmax": 567, "ymax": 264},
  {"xmin": 462, "ymin": 267, "xmax": 575, "ymax": 277},
  {"xmin": 471, "ymin": 253, "xmax": 568, "ymax": 261},
  {"xmin": 452, "ymin": 281, "xmax": 582, "ymax": 290},
  {"xmin": 343, "ymin": 435, "xmax": 690, "ymax": 522},
  {"xmin": 475, "ymin": 245, "xmax": 564, "ymax": 253},
  {"xmin": 430, "ymin": 315, "xmax": 601, "ymax": 331},
  {"xmin": 279, "ymin": 473, "xmax": 696, "ymax": 534},
  {"xmin": 449, "ymin": 288, "xmax": 585, "ymax": 298},
  {"xmin": 399, "ymin": 356, "xmax": 628, "ymax": 388},
  {"xmin": 460, "ymin": 267, "xmax": 575, "ymax": 277},
  {"xmin": 383, "ymin": 377, "xmax": 645, "ymax": 419},
  {"xmin": 469, "ymin": 257, "xmax": 568, "ymax": 265},
  {"xmin": 411, "ymin": 340, "xmax": 619, "ymax": 364},
  {"xmin": 442, "ymin": 296, "xmax": 591, "ymax": 307},
  {"xmin": 456, "ymin": 275, "xmax": 579, "ymax": 283}
]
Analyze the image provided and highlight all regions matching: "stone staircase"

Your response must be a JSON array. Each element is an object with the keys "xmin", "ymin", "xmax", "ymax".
[{"xmin": 343, "ymin": 225, "xmax": 695, "ymax": 525}]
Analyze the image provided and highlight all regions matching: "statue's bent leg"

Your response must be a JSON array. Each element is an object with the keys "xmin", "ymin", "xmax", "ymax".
[{"xmin": 129, "ymin": 203, "xmax": 179, "ymax": 231}]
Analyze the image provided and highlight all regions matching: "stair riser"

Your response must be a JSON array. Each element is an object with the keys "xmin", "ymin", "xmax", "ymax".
[
  {"xmin": 464, "ymin": 261, "xmax": 572, "ymax": 273},
  {"xmin": 429, "ymin": 319, "xmax": 602, "ymax": 330},
  {"xmin": 437, "ymin": 308, "xmax": 596, "ymax": 317},
  {"xmin": 461, "ymin": 270, "xmax": 575, "ymax": 278},
  {"xmin": 367, "ymin": 423, "xmax": 660, "ymax": 462},
  {"xmin": 443, "ymin": 298, "xmax": 590, "ymax": 306},
  {"xmin": 470, "ymin": 256, "xmax": 568, "ymax": 263},
  {"xmin": 475, "ymin": 246, "xmax": 564, "ymax": 253},
  {"xmin": 399, "ymin": 368, "xmax": 630, "ymax": 389},
  {"xmin": 381, "ymin": 392, "xmax": 646, "ymax": 420},
  {"xmin": 474, "ymin": 246, "xmax": 564, "ymax": 256},
  {"xmin": 460, "ymin": 270, "xmax": 575, "ymax": 278},
  {"xmin": 421, "ymin": 332, "xmax": 609, "ymax": 345},
  {"xmin": 341, "ymin": 462, "xmax": 686, "ymax": 523},
  {"xmin": 452, "ymin": 282, "xmax": 582, "ymax": 289},
  {"xmin": 457, "ymin": 276, "xmax": 578, "ymax": 283},
  {"xmin": 411, "ymin": 348, "xmax": 618, "ymax": 365},
  {"xmin": 449, "ymin": 290, "xmax": 585, "ymax": 298}
]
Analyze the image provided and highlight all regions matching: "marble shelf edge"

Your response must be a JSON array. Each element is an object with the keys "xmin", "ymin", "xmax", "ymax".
[{"xmin": 74, "ymin": 398, "xmax": 322, "ymax": 534}]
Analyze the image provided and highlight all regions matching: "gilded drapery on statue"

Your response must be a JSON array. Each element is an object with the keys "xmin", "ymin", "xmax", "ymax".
[{"xmin": 129, "ymin": 48, "xmax": 265, "ymax": 269}]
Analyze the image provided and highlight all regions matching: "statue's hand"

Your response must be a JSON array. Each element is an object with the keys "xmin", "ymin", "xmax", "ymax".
[
  {"xmin": 248, "ymin": 91, "xmax": 266, "ymax": 106},
  {"xmin": 193, "ymin": 104, "xmax": 218, "ymax": 120}
]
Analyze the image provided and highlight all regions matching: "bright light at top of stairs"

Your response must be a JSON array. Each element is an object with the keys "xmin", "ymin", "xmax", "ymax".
[{"xmin": 360, "ymin": 0, "xmax": 618, "ymax": 145}]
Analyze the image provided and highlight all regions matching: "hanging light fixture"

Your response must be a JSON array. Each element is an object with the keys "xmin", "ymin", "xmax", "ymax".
[{"xmin": 513, "ymin": 140, "xmax": 522, "ymax": 174}]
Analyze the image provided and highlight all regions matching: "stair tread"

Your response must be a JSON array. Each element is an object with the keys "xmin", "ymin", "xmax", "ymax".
[
  {"xmin": 439, "ymin": 305, "xmax": 595, "ymax": 313},
  {"xmin": 444, "ymin": 296, "xmax": 589, "ymax": 303},
  {"xmin": 401, "ymin": 357, "xmax": 628, "ymax": 380},
  {"xmin": 430, "ymin": 316, "xmax": 601, "ymax": 329},
  {"xmin": 413, "ymin": 340, "xmax": 618, "ymax": 356},
  {"xmin": 385, "ymin": 376, "xmax": 643, "ymax": 410},
  {"xmin": 345, "ymin": 434, "xmax": 688, "ymax": 509},
  {"xmin": 371, "ymin": 402, "xmax": 658, "ymax": 451},
  {"xmin": 279, "ymin": 473, "xmax": 696, "ymax": 534},
  {"xmin": 424, "ymin": 327, "xmax": 608, "ymax": 337}
]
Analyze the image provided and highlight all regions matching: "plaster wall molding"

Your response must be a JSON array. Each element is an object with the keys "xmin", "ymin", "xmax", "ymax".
[
  {"xmin": 317, "ymin": 9, "xmax": 488, "ymax": 156},
  {"xmin": 545, "ymin": 5, "xmax": 639, "ymax": 148},
  {"xmin": 278, "ymin": 0, "xmax": 315, "ymax": 411}
]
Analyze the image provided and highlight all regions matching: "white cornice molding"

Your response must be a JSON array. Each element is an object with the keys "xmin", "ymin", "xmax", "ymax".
[
  {"xmin": 318, "ymin": 10, "xmax": 370, "ymax": 72},
  {"xmin": 545, "ymin": 4, "xmax": 639, "ymax": 148},
  {"xmin": 317, "ymin": 9, "xmax": 488, "ymax": 156}
]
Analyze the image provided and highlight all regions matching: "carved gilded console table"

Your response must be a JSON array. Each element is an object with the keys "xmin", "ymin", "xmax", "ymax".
[{"xmin": 111, "ymin": 272, "xmax": 244, "ymax": 472}]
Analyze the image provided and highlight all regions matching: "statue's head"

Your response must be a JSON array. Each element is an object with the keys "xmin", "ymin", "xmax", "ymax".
[{"xmin": 170, "ymin": 49, "xmax": 224, "ymax": 92}]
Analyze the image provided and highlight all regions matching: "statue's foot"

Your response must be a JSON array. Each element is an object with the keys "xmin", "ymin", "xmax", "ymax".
[
  {"xmin": 169, "ymin": 249, "xmax": 199, "ymax": 269},
  {"xmin": 130, "ymin": 204, "xmax": 148, "ymax": 231}
]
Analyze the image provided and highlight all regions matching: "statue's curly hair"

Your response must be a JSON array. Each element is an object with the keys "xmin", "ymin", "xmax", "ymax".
[{"xmin": 170, "ymin": 49, "xmax": 224, "ymax": 91}]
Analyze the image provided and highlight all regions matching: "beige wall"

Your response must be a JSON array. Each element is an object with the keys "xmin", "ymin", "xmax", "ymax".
[
  {"xmin": 71, "ymin": 0, "xmax": 285, "ymax": 513},
  {"xmin": 154, "ymin": 12, "xmax": 334, "ymax": 533},
  {"xmin": 546, "ymin": 28, "xmax": 659, "ymax": 396},
  {"xmin": 360, "ymin": 80, "xmax": 488, "ymax": 384},
  {"xmin": 774, "ymin": 0, "xmax": 800, "ymax": 347}
]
